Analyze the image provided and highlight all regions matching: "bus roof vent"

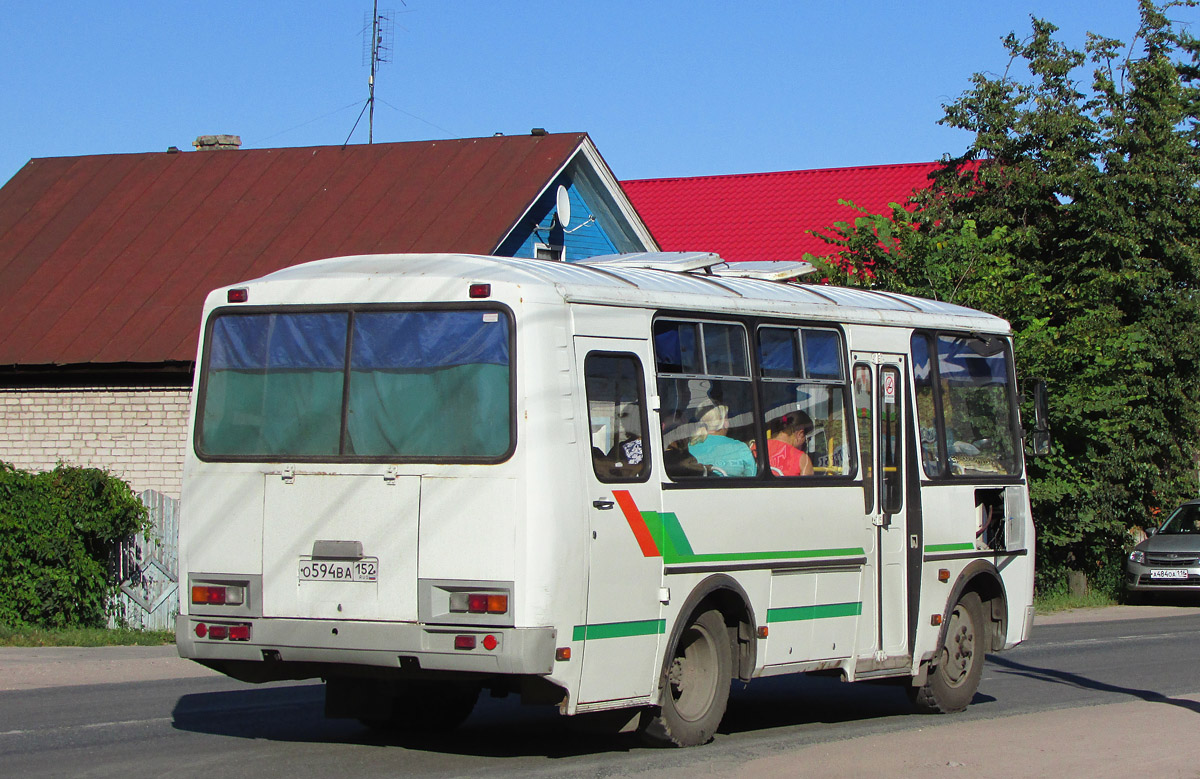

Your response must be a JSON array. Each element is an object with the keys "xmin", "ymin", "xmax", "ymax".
[
  {"xmin": 581, "ymin": 252, "xmax": 725, "ymax": 273},
  {"xmin": 708, "ymin": 260, "xmax": 816, "ymax": 282}
]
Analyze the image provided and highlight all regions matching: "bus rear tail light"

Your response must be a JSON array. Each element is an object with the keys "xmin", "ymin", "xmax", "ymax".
[
  {"xmin": 449, "ymin": 592, "xmax": 508, "ymax": 614},
  {"xmin": 194, "ymin": 622, "xmax": 251, "ymax": 641},
  {"xmin": 468, "ymin": 283, "xmax": 491, "ymax": 298},
  {"xmin": 454, "ymin": 635, "xmax": 476, "ymax": 650},
  {"xmin": 191, "ymin": 584, "xmax": 244, "ymax": 606}
]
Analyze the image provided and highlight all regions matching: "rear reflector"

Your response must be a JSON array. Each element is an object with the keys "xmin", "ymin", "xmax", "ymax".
[
  {"xmin": 454, "ymin": 635, "xmax": 476, "ymax": 650},
  {"xmin": 482, "ymin": 634, "xmax": 498, "ymax": 651}
]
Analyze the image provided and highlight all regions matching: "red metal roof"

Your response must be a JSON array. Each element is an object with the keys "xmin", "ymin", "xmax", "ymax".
[
  {"xmin": 620, "ymin": 162, "xmax": 946, "ymax": 262},
  {"xmin": 0, "ymin": 133, "xmax": 588, "ymax": 367}
]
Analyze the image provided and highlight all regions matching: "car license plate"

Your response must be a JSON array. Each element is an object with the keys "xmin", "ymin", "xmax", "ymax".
[
  {"xmin": 1150, "ymin": 568, "xmax": 1188, "ymax": 580},
  {"xmin": 298, "ymin": 557, "xmax": 379, "ymax": 582}
]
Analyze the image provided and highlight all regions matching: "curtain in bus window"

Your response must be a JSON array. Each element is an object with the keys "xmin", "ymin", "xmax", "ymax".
[
  {"xmin": 653, "ymin": 321, "xmax": 700, "ymax": 374},
  {"xmin": 345, "ymin": 311, "xmax": 511, "ymax": 457},
  {"xmin": 759, "ymin": 328, "xmax": 798, "ymax": 378},
  {"xmin": 802, "ymin": 329, "xmax": 843, "ymax": 380},
  {"xmin": 200, "ymin": 313, "xmax": 347, "ymax": 456},
  {"xmin": 703, "ymin": 323, "xmax": 748, "ymax": 377},
  {"xmin": 935, "ymin": 334, "xmax": 1018, "ymax": 476}
]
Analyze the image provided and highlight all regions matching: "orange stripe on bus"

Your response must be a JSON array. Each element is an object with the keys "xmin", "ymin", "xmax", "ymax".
[{"xmin": 612, "ymin": 490, "xmax": 660, "ymax": 558}]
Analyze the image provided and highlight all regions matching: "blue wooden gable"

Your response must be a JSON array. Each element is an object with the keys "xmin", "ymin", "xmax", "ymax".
[{"xmin": 496, "ymin": 164, "xmax": 650, "ymax": 262}]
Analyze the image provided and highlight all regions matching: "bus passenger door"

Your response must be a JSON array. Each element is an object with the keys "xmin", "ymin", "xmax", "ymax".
[
  {"xmin": 574, "ymin": 339, "xmax": 664, "ymax": 704},
  {"xmin": 853, "ymin": 354, "xmax": 909, "ymax": 658}
]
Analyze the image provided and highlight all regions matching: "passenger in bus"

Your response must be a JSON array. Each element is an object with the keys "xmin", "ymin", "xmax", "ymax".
[
  {"xmin": 754, "ymin": 411, "xmax": 815, "ymax": 477},
  {"xmin": 688, "ymin": 403, "xmax": 757, "ymax": 477},
  {"xmin": 661, "ymin": 413, "xmax": 706, "ymax": 478}
]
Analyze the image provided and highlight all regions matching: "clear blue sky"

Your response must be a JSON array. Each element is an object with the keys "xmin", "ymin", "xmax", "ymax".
[{"xmin": 3, "ymin": 1, "xmax": 1194, "ymax": 188}]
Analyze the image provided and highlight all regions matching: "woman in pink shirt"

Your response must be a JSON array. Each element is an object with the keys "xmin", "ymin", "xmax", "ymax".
[{"xmin": 762, "ymin": 411, "xmax": 814, "ymax": 477}]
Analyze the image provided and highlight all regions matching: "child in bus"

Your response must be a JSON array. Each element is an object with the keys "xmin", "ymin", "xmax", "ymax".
[{"xmin": 688, "ymin": 403, "xmax": 756, "ymax": 477}]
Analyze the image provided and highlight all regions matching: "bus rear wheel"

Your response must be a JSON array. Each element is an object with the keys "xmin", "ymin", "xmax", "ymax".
[
  {"xmin": 911, "ymin": 591, "xmax": 985, "ymax": 714},
  {"xmin": 640, "ymin": 609, "xmax": 732, "ymax": 747}
]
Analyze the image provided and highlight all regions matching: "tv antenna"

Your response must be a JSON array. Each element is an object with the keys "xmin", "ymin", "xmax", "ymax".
[{"xmin": 361, "ymin": 1, "xmax": 395, "ymax": 143}]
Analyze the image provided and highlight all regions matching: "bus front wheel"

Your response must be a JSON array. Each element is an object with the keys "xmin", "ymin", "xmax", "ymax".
[
  {"xmin": 640, "ymin": 609, "xmax": 732, "ymax": 747},
  {"xmin": 911, "ymin": 591, "xmax": 985, "ymax": 714}
]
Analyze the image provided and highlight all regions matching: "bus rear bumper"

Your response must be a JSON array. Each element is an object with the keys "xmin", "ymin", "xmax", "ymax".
[{"xmin": 176, "ymin": 615, "xmax": 557, "ymax": 680}]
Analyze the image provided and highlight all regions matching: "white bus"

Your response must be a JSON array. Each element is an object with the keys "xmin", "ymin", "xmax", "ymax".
[{"xmin": 176, "ymin": 252, "xmax": 1037, "ymax": 746}]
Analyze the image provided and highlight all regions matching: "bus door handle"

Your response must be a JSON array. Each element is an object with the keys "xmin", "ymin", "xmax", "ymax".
[{"xmin": 592, "ymin": 499, "xmax": 615, "ymax": 510}]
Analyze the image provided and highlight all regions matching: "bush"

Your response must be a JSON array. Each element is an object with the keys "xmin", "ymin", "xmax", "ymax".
[{"xmin": 0, "ymin": 462, "xmax": 149, "ymax": 628}]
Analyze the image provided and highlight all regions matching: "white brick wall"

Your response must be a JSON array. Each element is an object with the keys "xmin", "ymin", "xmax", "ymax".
[{"xmin": 0, "ymin": 386, "xmax": 191, "ymax": 498}]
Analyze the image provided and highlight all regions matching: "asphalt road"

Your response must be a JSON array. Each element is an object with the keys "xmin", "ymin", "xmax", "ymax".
[{"xmin": 3, "ymin": 609, "xmax": 1200, "ymax": 778}]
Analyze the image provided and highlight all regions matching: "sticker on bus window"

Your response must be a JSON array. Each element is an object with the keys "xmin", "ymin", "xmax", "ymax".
[
  {"xmin": 482, "ymin": 313, "xmax": 499, "ymax": 323},
  {"xmin": 883, "ymin": 373, "xmax": 896, "ymax": 404}
]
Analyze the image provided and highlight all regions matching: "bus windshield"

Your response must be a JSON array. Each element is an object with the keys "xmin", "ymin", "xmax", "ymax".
[
  {"xmin": 912, "ymin": 332, "xmax": 1020, "ymax": 478},
  {"xmin": 196, "ymin": 308, "xmax": 512, "ymax": 460}
]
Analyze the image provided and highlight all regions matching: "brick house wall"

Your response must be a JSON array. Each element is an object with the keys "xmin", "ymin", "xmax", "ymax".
[{"xmin": 0, "ymin": 386, "xmax": 191, "ymax": 498}]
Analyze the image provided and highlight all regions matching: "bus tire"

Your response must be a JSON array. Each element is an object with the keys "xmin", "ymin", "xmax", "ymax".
[
  {"xmin": 359, "ymin": 680, "xmax": 480, "ymax": 732},
  {"xmin": 911, "ymin": 591, "xmax": 985, "ymax": 714},
  {"xmin": 640, "ymin": 609, "xmax": 732, "ymax": 747}
]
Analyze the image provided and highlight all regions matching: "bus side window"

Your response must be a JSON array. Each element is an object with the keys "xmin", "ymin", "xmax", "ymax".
[
  {"xmin": 853, "ymin": 364, "xmax": 874, "ymax": 512},
  {"xmin": 879, "ymin": 365, "xmax": 903, "ymax": 514},
  {"xmin": 584, "ymin": 353, "xmax": 650, "ymax": 483},
  {"xmin": 655, "ymin": 319, "xmax": 756, "ymax": 479},
  {"xmin": 757, "ymin": 326, "xmax": 852, "ymax": 478}
]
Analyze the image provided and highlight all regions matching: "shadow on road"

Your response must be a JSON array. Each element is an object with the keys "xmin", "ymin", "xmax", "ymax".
[
  {"xmin": 987, "ymin": 653, "xmax": 1200, "ymax": 714},
  {"xmin": 170, "ymin": 672, "xmax": 960, "ymax": 757}
]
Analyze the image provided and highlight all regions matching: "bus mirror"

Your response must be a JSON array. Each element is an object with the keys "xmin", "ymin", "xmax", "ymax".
[{"xmin": 1027, "ymin": 379, "xmax": 1050, "ymax": 456}]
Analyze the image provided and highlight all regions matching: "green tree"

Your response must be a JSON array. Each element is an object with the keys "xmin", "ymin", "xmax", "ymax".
[{"xmin": 808, "ymin": 0, "xmax": 1200, "ymax": 595}]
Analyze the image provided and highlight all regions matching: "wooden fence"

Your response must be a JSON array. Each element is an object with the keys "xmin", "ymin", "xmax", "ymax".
[{"xmin": 109, "ymin": 489, "xmax": 179, "ymax": 631}]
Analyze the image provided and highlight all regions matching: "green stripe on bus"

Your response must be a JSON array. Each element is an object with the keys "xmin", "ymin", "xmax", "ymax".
[
  {"xmin": 767, "ymin": 601, "xmax": 863, "ymax": 623},
  {"xmin": 925, "ymin": 542, "xmax": 975, "ymax": 552},
  {"xmin": 662, "ymin": 547, "xmax": 865, "ymax": 565},
  {"xmin": 661, "ymin": 512, "xmax": 694, "ymax": 556},
  {"xmin": 641, "ymin": 511, "xmax": 694, "ymax": 557},
  {"xmin": 572, "ymin": 619, "xmax": 667, "ymax": 642}
]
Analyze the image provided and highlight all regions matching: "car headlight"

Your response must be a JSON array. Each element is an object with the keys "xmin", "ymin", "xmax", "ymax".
[{"xmin": 1129, "ymin": 550, "xmax": 1145, "ymax": 565}]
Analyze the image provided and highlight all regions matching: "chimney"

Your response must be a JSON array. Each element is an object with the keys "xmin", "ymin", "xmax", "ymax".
[{"xmin": 193, "ymin": 134, "xmax": 242, "ymax": 151}]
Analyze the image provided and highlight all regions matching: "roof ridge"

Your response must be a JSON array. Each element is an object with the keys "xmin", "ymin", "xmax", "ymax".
[{"xmin": 622, "ymin": 160, "xmax": 947, "ymax": 186}]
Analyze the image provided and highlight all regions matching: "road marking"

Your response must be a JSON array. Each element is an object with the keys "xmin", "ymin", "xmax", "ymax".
[
  {"xmin": 1027, "ymin": 629, "xmax": 1200, "ymax": 651},
  {"xmin": 0, "ymin": 715, "xmax": 172, "ymax": 737}
]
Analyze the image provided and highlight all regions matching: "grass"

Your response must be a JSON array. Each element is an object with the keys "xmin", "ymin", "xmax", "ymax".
[
  {"xmin": 1034, "ymin": 590, "xmax": 1119, "ymax": 614},
  {"xmin": 0, "ymin": 624, "xmax": 174, "ymax": 647}
]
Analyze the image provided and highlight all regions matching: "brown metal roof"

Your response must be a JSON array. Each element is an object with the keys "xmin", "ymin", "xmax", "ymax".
[{"xmin": 0, "ymin": 133, "xmax": 588, "ymax": 367}]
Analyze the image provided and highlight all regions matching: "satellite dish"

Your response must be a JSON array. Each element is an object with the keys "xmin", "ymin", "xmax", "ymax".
[{"xmin": 555, "ymin": 185, "xmax": 571, "ymax": 228}]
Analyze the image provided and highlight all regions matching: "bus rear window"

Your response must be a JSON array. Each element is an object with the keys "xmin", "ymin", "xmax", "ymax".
[{"xmin": 197, "ymin": 308, "xmax": 512, "ymax": 461}]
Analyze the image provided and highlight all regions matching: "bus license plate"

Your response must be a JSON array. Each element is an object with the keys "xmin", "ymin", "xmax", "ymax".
[
  {"xmin": 1150, "ymin": 569, "xmax": 1187, "ymax": 580},
  {"xmin": 299, "ymin": 557, "xmax": 379, "ymax": 582}
]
